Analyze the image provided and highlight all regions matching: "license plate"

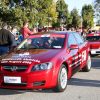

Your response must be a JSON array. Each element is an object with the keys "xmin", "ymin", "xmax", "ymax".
[
  {"xmin": 91, "ymin": 50, "xmax": 96, "ymax": 54},
  {"xmin": 4, "ymin": 76, "xmax": 21, "ymax": 83}
]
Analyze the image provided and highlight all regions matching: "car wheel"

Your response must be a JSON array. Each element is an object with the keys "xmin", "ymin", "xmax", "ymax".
[
  {"xmin": 82, "ymin": 54, "xmax": 91, "ymax": 72},
  {"xmin": 53, "ymin": 64, "xmax": 68, "ymax": 92}
]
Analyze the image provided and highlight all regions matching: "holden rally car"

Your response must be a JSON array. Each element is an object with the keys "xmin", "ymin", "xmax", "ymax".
[
  {"xmin": 86, "ymin": 32, "xmax": 100, "ymax": 56},
  {"xmin": 0, "ymin": 31, "xmax": 91, "ymax": 92}
]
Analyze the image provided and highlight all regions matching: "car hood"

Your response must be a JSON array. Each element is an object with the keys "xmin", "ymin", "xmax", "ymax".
[{"xmin": 1, "ymin": 49, "xmax": 63, "ymax": 64}]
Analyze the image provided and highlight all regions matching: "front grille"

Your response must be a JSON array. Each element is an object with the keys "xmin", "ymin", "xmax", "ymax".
[
  {"xmin": 96, "ymin": 51, "xmax": 100, "ymax": 53},
  {"xmin": 2, "ymin": 66, "xmax": 28, "ymax": 72},
  {"xmin": 3, "ymin": 82, "xmax": 27, "ymax": 86}
]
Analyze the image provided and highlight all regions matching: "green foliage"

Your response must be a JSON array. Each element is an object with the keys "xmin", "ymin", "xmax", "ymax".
[
  {"xmin": 52, "ymin": 22, "xmax": 60, "ymax": 28},
  {"xmin": 71, "ymin": 8, "xmax": 81, "ymax": 28},
  {"xmin": 65, "ymin": 14, "xmax": 73, "ymax": 28},
  {"xmin": 0, "ymin": 0, "xmax": 57, "ymax": 27},
  {"xmin": 82, "ymin": 4, "xmax": 94, "ymax": 29},
  {"xmin": 37, "ymin": 0, "xmax": 58, "ymax": 27},
  {"xmin": 56, "ymin": 0, "xmax": 68, "ymax": 15},
  {"xmin": 0, "ymin": 0, "xmax": 85, "ymax": 29},
  {"xmin": 56, "ymin": 0, "xmax": 69, "ymax": 26},
  {"xmin": 94, "ymin": 0, "xmax": 100, "ymax": 25}
]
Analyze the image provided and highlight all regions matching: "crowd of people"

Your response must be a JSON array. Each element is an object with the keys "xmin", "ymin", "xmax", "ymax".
[
  {"xmin": 0, "ymin": 21, "xmax": 99, "ymax": 56},
  {"xmin": 0, "ymin": 21, "xmax": 36, "ymax": 56}
]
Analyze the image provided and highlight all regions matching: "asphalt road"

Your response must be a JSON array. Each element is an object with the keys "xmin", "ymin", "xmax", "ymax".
[{"xmin": 0, "ymin": 57, "xmax": 100, "ymax": 100}]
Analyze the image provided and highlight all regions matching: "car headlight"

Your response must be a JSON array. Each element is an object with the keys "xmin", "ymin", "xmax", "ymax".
[{"xmin": 31, "ymin": 62, "xmax": 53, "ymax": 71}]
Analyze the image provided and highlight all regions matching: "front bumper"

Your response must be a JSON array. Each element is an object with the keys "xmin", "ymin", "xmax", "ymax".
[
  {"xmin": 91, "ymin": 49, "xmax": 100, "ymax": 55},
  {"xmin": 0, "ymin": 69, "xmax": 56, "ymax": 89}
]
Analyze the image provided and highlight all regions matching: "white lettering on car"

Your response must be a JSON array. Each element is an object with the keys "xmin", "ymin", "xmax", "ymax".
[
  {"xmin": 18, "ymin": 52, "xmax": 30, "ymax": 56},
  {"xmin": 1, "ymin": 58, "xmax": 40, "ymax": 64},
  {"xmin": 1, "ymin": 60, "xmax": 8, "ymax": 63},
  {"xmin": 81, "ymin": 50, "xmax": 86, "ymax": 62},
  {"xmin": 70, "ymin": 59, "xmax": 81, "ymax": 67}
]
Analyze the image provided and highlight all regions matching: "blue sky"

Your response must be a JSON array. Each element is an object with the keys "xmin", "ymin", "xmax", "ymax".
[{"xmin": 65, "ymin": 0, "xmax": 94, "ymax": 14}]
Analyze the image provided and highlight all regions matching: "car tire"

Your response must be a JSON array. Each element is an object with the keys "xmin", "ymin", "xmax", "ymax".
[
  {"xmin": 82, "ymin": 54, "xmax": 91, "ymax": 72},
  {"xmin": 53, "ymin": 64, "xmax": 68, "ymax": 92}
]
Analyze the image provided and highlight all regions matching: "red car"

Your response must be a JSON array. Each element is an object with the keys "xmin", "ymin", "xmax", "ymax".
[
  {"xmin": 0, "ymin": 31, "xmax": 91, "ymax": 92},
  {"xmin": 86, "ymin": 32, "xmax": 100, "ymax": 55}
]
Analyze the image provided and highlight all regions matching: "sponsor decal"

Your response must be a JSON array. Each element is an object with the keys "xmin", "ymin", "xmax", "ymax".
[
  {"xmin": 18, "ymin": 52, "xmax": 30, "ymax": 56},
  {"xmin": 81, "ymin": 50, "xmax": 86, "ymax": 62},
  {"xmin": 70, "ymin": 59, "xmax": 81, "ymax": 67},
  {"xmin": 1, "ymin": 58, "xmax": 40, "ymax": 64},
  {"xmin": 1, "ymin": 60, "xmax": 32, "ymax": 64}
]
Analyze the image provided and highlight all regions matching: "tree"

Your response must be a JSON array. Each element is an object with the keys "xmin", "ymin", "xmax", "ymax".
[
  {"xmin": 82, "ymin": 4, "xmax": 94, "ymax": 29},
  {"xmin": 94, "ymin": 0, "xmax": 100, "ymax": 25},
  {"xmin": 0, "ymin": 0, "xmax": 29, "ymax": 26},
  {"xmin": 37, "ymin": 0, "xmax": 57, "ymax": 27},
  {"xmin": 0, "ymin": 0, "xmax": 58, "ymax": 27},
  {"xmin": 64, "ymin": 13, "xmax": 72, "ymax": 29},
  {"xmin": 56, "ymin": 0, "xmax": 69, "ymax": 26},
  {"xmin": 71, "ymin": 8, "xmax": 81, "ymax": 29},
  {"xmin": 47, "ymin": 3, "xmax": 58, "ymax": 26}
]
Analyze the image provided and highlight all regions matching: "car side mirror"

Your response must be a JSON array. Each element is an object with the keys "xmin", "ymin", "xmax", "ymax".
[{"xmin": 69, "ymin": 44, "xmax": 78, "ymax": 50}]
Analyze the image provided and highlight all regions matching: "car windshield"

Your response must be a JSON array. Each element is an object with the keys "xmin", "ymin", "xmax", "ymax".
[
  {"xmin": 86, "ymin": 36, "xmax": 100, "ymax": 42},
  {"xmin": 17, "ymin": 35, "xmax": 65, "ymax": 49}
]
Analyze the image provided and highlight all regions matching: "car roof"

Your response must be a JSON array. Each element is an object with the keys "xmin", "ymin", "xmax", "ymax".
[
  {"xmin": 28, "ymin": 31, "xmax": 78, "ymax": 38},
  {"xmin": 47, "ymin": 31, "xmax": 77, "ymax": 34},
  {"xmin": 33, "ymin": 31, "xmax": 77, "ymax": 35}
]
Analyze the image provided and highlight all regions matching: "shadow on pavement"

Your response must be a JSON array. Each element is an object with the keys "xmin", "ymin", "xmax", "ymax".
[
  {"xmin": 0, "ymin": 89, "xmax": 26, "ymax": 95},
  {"xmin": 68, "ymin": 78, "xmax": 100, "ymax": 87},
  {"xmin": 0, "ymin": 88, "xmax": 55, "ymax": 95},
  {"xmin": 91, "ymin": 58, "xmax": 100, "ymax": 69}
]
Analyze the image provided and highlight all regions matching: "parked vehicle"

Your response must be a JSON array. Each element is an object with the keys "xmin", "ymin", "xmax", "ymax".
[{"xmin": 86, "ymin": 32, "xmax": 100, "ymax": 55}]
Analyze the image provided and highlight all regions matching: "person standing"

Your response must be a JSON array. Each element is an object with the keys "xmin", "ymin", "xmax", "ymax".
[
  {"xmin": 21, "ymin": 21, "xmax": 33, "ymax": 39},
  {"xmin": 0, "ymin": 23, "xmax": 14, "ymax": 55},
  {"xmin": 11, "ymin": 26, "xmax": 19, "ymax": 46}
]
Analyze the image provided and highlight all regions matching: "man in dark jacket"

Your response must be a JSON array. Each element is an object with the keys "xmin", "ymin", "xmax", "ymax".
[{"xmin": 0, "ymin": 23, "xmax": 13, "ymax": 55}]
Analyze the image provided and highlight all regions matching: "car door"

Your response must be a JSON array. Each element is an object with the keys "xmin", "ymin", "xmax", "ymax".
[
  {"xmin": 73, "ymin": 32, "xmax": 89, "ymax": 68},
  {"xmin": 67, "ymin": 33, "xmax": 80, "ymax": 74}
]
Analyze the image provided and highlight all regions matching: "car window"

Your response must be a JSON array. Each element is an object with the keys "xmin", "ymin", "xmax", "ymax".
[
  {"xmin": 17, "ymin": 36, "xmax": 65, "ymax": 49},
  {"xmin": 73, "ymin": 33, "xmax": 84, "ymax": 44},
  {"xmin": 86, "ymin": 36, "xmax": 100, "ymax": 41},
  {"xmin": 68, "ymin": 33, "xmax": 77, "ymax": 47}
]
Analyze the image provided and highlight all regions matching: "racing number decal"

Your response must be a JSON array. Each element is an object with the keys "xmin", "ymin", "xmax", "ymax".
[{"xmin": 81, "ymin": 50, "xmax": 86, "ymax": 62}]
